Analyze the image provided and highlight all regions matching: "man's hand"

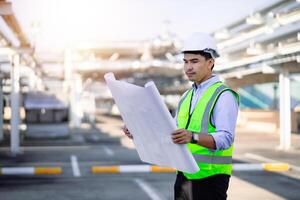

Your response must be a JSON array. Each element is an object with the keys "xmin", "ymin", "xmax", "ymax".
[
  {"xmin": 172, "ymin": 129, "xmax": 193, "ymax": 144},
  {"xmin": 122, "ymin": 125, "xmax": 133, "ymax": 139}
]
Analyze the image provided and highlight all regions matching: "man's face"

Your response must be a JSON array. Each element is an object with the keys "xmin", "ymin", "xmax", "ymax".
[{"xmin": 183, "ymin": 53, "xmax": 213, "ymax": 85}]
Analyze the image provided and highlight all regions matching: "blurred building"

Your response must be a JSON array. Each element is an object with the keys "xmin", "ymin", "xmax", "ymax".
[
  {"xmin": 0, "ymin": 0, "xmax": 300, "ymax": 153},
  {"xmin": 213, "ymin": 0, "xmax": 300, "ymax": 135}
]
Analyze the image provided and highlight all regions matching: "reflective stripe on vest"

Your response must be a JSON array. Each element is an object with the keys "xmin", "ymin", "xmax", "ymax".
[
  {"xmin": 193, "ymin": 154, "xmax": 232, "ymax": 164},
  {"xmin": 200, "ymin": 84, "xmax": 227, "ymax": 133},
  {"xmin": 177, "ymin": 82, "xmax": 239, "ymax": 180}
]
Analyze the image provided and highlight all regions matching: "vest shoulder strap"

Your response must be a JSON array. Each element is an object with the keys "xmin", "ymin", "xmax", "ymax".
[{"xmin": 208, "ymin": 88, "xmax": 239, "ymax": 129}]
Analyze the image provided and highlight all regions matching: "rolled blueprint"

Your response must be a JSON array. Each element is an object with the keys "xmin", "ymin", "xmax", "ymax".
[{"xmin": 104, "ymin": 72, "xmax": 199, "ymax": 173}]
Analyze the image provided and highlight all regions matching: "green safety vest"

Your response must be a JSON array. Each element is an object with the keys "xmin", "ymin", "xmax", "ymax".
[{"xmin": 177, "ymin": 81, "xmax": 239, "ymax": 180}]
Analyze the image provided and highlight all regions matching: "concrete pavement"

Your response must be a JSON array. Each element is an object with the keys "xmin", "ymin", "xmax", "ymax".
[{"xmin": 0, "ymin": 114, "xmax": 299, "ymax": 199}]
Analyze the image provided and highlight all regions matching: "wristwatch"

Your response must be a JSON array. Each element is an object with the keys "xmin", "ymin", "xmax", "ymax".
[{"xmin": 191, "ymin": 132, "xmax": 198, "ymax": 144}]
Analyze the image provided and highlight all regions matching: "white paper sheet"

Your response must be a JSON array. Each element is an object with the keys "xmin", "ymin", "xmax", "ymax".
[{"xmin": 104, "ymin": 73, "xmax": 199, "ymax": 173}]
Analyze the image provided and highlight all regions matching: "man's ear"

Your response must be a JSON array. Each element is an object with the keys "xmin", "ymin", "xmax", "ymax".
[{"xmin": 208, "ymin": 59, "xmax": 214, "ymax": 70}]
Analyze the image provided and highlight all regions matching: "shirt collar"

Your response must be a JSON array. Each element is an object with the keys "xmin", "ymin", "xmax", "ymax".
[{"xmin": 192, "ymin": 74, "xmax": 220, "ymax": 91}]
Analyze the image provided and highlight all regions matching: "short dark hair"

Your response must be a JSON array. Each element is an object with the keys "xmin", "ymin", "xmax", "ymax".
[{"xmin": 183, "ymin": 50, "xmax": 215, "ymax": 69}]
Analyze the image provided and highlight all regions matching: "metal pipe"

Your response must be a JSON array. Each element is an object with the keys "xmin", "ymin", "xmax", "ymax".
[{"xmin": 0, "ymin": 16, "xmax": 20, "ymax": 47}]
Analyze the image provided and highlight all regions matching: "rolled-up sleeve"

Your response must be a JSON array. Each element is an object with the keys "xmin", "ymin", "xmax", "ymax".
[{"xmin": 210, "ymin": 91, "xmax": 239, "ymax": 151}]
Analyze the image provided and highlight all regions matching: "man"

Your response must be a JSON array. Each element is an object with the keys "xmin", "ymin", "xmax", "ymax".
[
  {"xmin": 171, "ymin": 32, "xmax": 239, "ymax": 200},
  {"xmin": 124, "ymin": 32, "xmax": 239, "ymax": 200}
]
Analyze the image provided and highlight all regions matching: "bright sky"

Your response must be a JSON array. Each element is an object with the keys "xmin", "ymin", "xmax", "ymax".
[{"xmin": 10, "ymin": 0, "xmax": 281, "ymax": 52}]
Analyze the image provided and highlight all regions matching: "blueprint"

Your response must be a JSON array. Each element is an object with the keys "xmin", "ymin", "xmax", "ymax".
[{"xmin": 104, "ymin": 72, "xmax": 199, "ymax": 173}]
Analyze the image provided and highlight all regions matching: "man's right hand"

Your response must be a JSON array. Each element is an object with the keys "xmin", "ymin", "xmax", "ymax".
[{"xmin": 122, "ymin": 125, "xmax": 133, "ymax": 139}]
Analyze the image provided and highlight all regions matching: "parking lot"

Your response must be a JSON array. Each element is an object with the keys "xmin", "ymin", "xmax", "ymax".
[{"xmin": 0, "ymin": 115, "xmax": 300, "ymax": 200}]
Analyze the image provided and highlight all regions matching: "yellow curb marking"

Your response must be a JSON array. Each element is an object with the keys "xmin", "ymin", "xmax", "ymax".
[
  {"xmin": 92, "ymin": 166, "xmax": 119, "ymax": 173},
  {"xmin": 151, "ymin": 166, "xmax": 176, "ymax": 173},
  {"xmin": 263, "ymin": 163, "xmax": 290, "ymax": 171},
  {"xmin": 35, "ymin": 167, "xmax": 62, "ymax": 174}
]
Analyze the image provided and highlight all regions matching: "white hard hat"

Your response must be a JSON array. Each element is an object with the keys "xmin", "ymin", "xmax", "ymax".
[{"xmin": 182, "ymin": 32, "xmax": 220, "ymax": 58}]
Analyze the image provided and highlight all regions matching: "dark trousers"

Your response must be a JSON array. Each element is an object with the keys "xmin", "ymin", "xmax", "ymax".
[{"xmin": 174, "ymin": 172, "xmax": 230, "ymax": 200}]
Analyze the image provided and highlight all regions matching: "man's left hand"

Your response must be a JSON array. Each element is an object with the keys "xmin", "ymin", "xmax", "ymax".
[{"xmin": 172, "ymin": 129, "xmax": 193, "ymax": 144}]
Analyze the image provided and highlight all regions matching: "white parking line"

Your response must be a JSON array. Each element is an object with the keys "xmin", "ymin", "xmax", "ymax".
[
  {"xmin": 71, "ymin": 155, "xmax": 81, "ymax": 177},
  {"xmin": 245, "ymin": 153, "xmax": 300, "ymax": 172},
  {"xmin": 134, "ymin": 178, "xmax": 165, "ymax": 200},
  {"xmin": 103, "ymin": 146, "xmax": 114, "ymax": 156}
]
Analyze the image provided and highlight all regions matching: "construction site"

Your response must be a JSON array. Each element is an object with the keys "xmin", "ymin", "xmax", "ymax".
[{"xmin": 0, "ymin": 0, "xmax": 300, "ymax": 199}]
